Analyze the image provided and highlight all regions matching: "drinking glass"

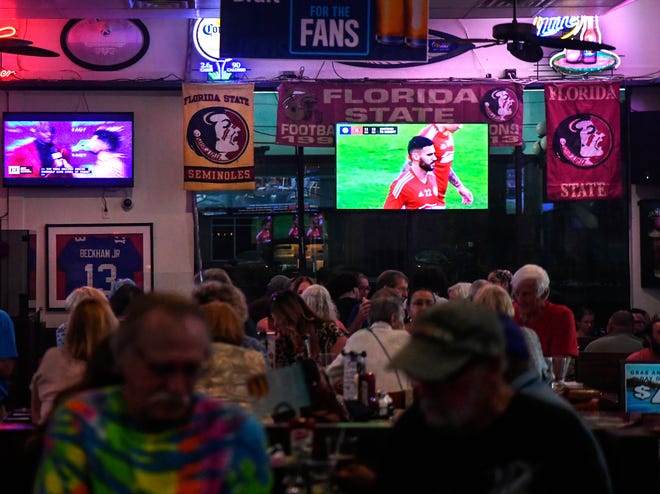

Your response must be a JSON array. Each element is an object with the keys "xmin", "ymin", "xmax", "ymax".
[{"xmin": 548, "ymin": 356, "xmax": 572, "ymax": 391}]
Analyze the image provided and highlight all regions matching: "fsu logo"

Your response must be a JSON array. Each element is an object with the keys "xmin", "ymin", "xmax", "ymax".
[
  {"xmin": 480, "ymin": 87, "xmax": 518, "ymax": 123},
  {"xmin": 552, "ymin": 113, "xmax": 612, "ymax": 168},
  {"xmin": 186, "ymin": 107, "xmax": 249, "ymax": 165}
]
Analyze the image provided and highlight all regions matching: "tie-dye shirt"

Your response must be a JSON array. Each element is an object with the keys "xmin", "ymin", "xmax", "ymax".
[{"xmin": 33, "ymin": 385, "xmax": 272, "ymax": 494}]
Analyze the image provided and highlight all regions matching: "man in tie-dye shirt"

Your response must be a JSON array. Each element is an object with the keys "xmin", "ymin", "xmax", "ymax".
[{"xmin": 33, "ymin": 292, "xmax": 272, "ymax": 494}]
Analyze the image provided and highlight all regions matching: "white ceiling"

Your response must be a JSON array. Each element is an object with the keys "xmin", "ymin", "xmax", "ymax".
[{"xmin": 0, "ymin": 0, "xmax": 637, "ymax": 20}]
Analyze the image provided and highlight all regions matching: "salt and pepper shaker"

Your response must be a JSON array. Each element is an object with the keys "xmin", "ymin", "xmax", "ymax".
[{"xmin": 377, "ymin": 391, "xmax": 394, "ymax": 419}]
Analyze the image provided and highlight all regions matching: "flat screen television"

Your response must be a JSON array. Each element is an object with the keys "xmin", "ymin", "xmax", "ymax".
[
  {"xmin": 3, "ymin": 112, "xmax": 134, "ymax": 187},
  {"xmin": 335, "ymin": 122, "xmax": 489, "ymax": 210},
  {"xmin": 620, "ymin": 361, "xmax": 660, "ymax": 414}
]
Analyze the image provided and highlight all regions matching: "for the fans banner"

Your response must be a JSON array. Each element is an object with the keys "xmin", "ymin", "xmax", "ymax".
[
  {"xmin": 545, "ymin": 81, "xmax": 621, "ymax": 201},
  {"xmin": 276, "ymin": 82, "xmax": 524, "ymax": 147},
  {"xmin": 183, "ymin": 83, "xmax": 255, "ymax": 191}
]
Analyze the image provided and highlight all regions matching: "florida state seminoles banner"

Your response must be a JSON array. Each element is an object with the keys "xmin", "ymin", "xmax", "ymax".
[
  {"xmin": 276, "ymin": 81, "xmax": 523, "ymax": 147},
  {"xmin": 183, "ymin": 82, "xmax": 254, "ymax": 191},
  {"xmin": 545, "ymin": 81, "xmax": 621, "ymax": 201}
]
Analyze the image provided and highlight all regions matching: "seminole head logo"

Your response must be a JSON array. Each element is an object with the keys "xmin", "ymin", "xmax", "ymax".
[
  {"xmin": 552, "ymin": 113, "xmax": 613, "ymax": 168},
  {"xmin": 186, "ymin": 107, "xmax": 249, "ymax": 164},
  {"xmin": 481, "ymin": 87, "xmax": 518, "ymax": 123}
]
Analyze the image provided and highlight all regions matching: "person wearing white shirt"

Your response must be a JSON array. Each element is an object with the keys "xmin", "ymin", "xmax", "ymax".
[{"xmin": 326, "ymin": 289, "xmax": 411, "ymax": 395}]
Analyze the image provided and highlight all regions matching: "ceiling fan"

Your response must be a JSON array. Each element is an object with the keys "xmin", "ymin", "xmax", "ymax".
[
  {"xmin": 0, "ymin": 39, "xmax": 59, "ymax": 57},
  {"xmin": 458, "ymin": 0, "xmax": 615, "ymax": 63}
]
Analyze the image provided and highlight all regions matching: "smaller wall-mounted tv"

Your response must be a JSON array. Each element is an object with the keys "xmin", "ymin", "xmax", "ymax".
[
  {"xmin": 335, "ymin": 122, "xmax": 489, "ymax": 210},
  {"xmin": 3, "ymin": 112, "xmax": 134, "ymax": 187}
]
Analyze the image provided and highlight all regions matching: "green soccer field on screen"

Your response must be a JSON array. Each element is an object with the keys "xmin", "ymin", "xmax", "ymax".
[{"xmin": 335, "ymin": 123, "xmax": 489, "ymax": 210}]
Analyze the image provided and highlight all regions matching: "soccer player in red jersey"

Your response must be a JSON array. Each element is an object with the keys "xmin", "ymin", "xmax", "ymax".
[
  {"xmin": 384, "ymin": 136, "xmax": 444, "ymax": 210},
  {"xmin": 417, "ymin": 124, "xmax": 473, "ymax": 207}
]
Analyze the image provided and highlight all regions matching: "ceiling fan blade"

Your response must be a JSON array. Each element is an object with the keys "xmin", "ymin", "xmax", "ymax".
[
  {"xmin": 507, "ymin": 42, "xmax": 543, "ymax": 63},
  {"xmin": 493, "ymin": 22, "xmax": 538, "ymax": 43},
  {"xmin": 0, "ymin": 45, "xmax": 60, "ymax": 57},
  {"xmin": 538, "ymin": 37, "xmax": 615, "ymax": 51},
  {"xmin": 451, "ymin": 38, "xmax": 501, "ymax": 44},
  {"xmin": 472, "ymin": 41, "xmax": 505, "ymax": 50},
  {"xmin": 0, "ymin": 38, "xmax": 34, "ymax": 48}
]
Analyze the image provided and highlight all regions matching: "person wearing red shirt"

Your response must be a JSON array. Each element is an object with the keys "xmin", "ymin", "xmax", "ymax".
[
  {"xmin": 627, "ymin": 316, "xmax": 660, "ymax": 361},
  {"xmin": 417, "ymin": 123, "xmax": 474, "ymax": 207},
  {"xmin": 384, "ymin": 136, "xmax": 444, "ymax": 210},
  {"xmin": 511, "ymin": 264, "xmax": 579, "ymax": 358}
]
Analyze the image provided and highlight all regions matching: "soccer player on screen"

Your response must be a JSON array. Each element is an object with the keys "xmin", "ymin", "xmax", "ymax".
[
  {"xmin": 415, "ymin": 124, "xmax": 473, "ymax": 207},
  {"xmin": 384, "ymin": 136, "xmax": 444, "ymax": 210}
]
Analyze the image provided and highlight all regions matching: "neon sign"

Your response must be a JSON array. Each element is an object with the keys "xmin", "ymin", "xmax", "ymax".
[
  {"xmin": 0, "ymin": 26, "xmax": 17, "ymax": 38},
  {"xmin": 0, "ymin": 26, "xmax": 18, "ymax": 79},
  {"xmin": 533, "ymin": 15, "xmax": 620, "ymax": 75},
  {"xmin": 193, "ymin": 18, "xmax": 247, "ymax": 81}
]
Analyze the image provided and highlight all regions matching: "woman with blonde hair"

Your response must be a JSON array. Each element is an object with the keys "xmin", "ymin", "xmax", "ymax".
[
  {"xmin": 473, "ymin": 283, "xmax": 548, "ymax": 381},
  {"xmin": 55, "ymin": 286, "xmax": 107, "ymax": 347},
  {"xmin": 31, "ymin": 297, "xmax": 118, "ymax": 424},
  {"xmin": 192, "ymin": 280, "xmax": 269, "ymax": 366},
  {"xmin": 195, "ymin": 301, "xmax": 267, "ymax": 412}
]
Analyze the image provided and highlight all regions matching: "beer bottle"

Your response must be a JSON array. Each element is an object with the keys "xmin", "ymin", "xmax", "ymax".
[
  {"xmin": 564, "ymin": 16, "xmax": 584, "ymax": 64},
  {"xmin": 581, "ymin": 15, "xmax": 602, "ymax": 64}
]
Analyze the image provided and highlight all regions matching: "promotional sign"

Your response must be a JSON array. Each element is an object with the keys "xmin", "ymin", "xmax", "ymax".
[
  {"xmin": 623, "ymin": 362, "xmax": 660, "ymax": 413},
  {"xmin": 544, "ymin": 82, "xmax": 621, "ymax": 201},
  {"xmin": 220, "ymin": 0, "xmax": 428, "ymax": 62},
  {"xmin": 276, "ymin": 82, "xmax": 523, "ymax": 147},
  {"xmin": 183, "ymin": 82, "xmax": 255, "ymax": 191}
]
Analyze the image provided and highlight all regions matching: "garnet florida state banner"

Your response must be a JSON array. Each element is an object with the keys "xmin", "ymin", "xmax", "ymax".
[
  {"xmin": 545, "ymin": 82, "xmax": 621, "ymax": 201},
  {"xmin": 276, "ymin": 82, "xmax": 524, "ymax": 147},
  {"xmin": 183, "ymin": 83, "xmax": 254, "ymax": 191}
]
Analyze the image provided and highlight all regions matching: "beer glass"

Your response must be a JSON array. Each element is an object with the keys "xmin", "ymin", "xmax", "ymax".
[
  {"xmin": 405, "ymin": 0, "xmax": 428, "ymax": 48},
  {"xmin": 548, "ymin": 356, "xmax": 572, "ymax": 391},
  {"xmin": 376, "ymin": 0, "xmax": 405, "ymax": 45}
]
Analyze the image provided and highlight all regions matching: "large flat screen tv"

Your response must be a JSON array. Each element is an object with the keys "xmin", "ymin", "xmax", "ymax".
[
  {"xmin": 3, "ymin": 112, "xmax": 134, "ymax": 187},
  {"xmin": 335, "ymin": 123, "xmax": 489, "ymax": 210}
]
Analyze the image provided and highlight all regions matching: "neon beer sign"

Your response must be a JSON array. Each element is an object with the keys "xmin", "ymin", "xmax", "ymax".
[
  {"xmin": 193, "ymin": 18, "xmax": 247, "ymax": 81},
  {"xmin": 0, "ymin": 26, "xmax": 19, "ymax": 79},
  {"xmin": 533, "ymin": 15, "xmax": 620, "ymax": 75}
]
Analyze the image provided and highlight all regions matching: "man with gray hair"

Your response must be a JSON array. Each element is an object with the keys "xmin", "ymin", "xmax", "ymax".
[
  {"xmin": 33, "ymin": 292, "xmax": 272, "ymax": 494},
  {"xmin": 511, "ymin": 263, "xmax": 578, "ymax": 358},
  {"xmin": 373, "ymin": 300, "xmax": 611, "ymax": 493},
  {"xmin": 326, "ymin": 288, "xmax": 411, "ymax": 395}
]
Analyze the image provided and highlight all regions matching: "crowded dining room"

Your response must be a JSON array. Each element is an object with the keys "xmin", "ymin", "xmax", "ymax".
[{"xmin": 0, "ymin": 0, "xmax": 659, "ymax": 492}]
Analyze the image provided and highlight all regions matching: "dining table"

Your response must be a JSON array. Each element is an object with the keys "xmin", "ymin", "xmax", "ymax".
[{"xmin": 1, "ymin": 404, "xmax": 658, "ymax": 494}]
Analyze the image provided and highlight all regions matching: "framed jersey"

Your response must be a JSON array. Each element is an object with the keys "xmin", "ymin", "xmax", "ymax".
[{"xmin": 46, "ymin": 223, "xmax": 153, "ymax": 310}]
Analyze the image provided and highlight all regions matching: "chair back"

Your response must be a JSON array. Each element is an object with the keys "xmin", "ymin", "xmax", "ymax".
[{"xmin": 575, "ymin": 351, "xmax": 631, "ymax": 394}]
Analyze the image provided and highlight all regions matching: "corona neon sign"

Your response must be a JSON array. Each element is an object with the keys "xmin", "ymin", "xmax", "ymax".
[
  {"xmin": 533, "ymin": 15, "xmax": 620, "ymax": 75},
  {"xmin": 193, "ymin": 18, "xmax": 247, "ymax": 81}
]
